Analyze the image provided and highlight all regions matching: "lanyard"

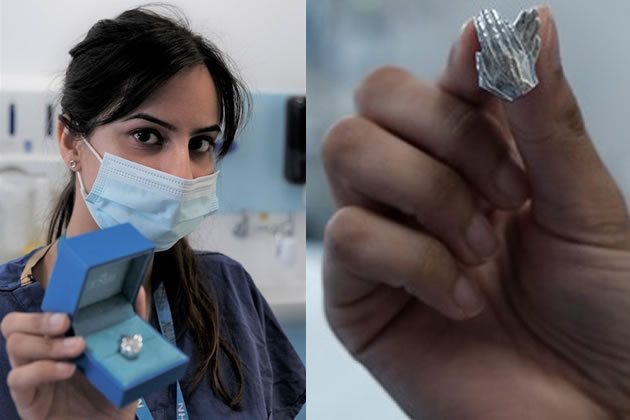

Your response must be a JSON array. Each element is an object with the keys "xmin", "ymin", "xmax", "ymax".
[{"xmin": 136, "ymin": 281, "xmax": 190, "ymax": 420}]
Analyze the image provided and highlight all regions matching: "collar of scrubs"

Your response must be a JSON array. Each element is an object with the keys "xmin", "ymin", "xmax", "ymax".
[{"xmin": 20, "ymin": 241, "xmax": 57, "ymax": 287}]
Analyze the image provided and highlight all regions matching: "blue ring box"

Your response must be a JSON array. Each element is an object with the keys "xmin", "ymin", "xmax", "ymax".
[{"xmin": 41, "ymin": 223, "xmax": 190, "ymax": 408}]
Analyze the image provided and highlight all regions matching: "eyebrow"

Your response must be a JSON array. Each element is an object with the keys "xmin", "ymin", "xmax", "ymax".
[{"xmin": 123, "ymin": 113, "xmax": 221, "ymax": 135}]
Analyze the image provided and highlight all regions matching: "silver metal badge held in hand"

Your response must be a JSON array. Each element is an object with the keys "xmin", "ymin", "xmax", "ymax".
[{"xmin": 474, "ymin": 8, "xmax": 541, "ymax": 102}]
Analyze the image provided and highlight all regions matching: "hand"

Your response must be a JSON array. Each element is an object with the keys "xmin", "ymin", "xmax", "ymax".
[
  {"xmin": 321, "ymin": 6, "xmax": 630, "ymax": 419},
  {"xmin": 1, "ymin": 286, "xmax": 150, "ymax": 420}
]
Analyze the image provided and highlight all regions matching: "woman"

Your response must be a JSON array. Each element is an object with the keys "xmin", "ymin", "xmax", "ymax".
[{"xmin": 0, "ymin": 6, "xmax": 305, "ymax": 419}]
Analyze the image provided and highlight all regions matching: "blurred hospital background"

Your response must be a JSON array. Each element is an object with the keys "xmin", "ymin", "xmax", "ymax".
[
  {"xmin": 0, "ymin": 1, "xmax": 305, "ymax": 418},
  {"xmin": 307, "ymin": 0, "xmax": 630, "ymax": 418}
]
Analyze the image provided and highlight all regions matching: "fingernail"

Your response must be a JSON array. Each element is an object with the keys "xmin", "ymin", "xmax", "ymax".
[
  {"xmin": 49, "ymin": 313, "xmax": 66, "ymax": 328},
  {"xmin": 465, "ymin": 214, "xmax": 497, "ymax": 259},
  {"xmin": 453, "ymin": 276, "xmax": 485, "ymax": 317},
  {"xmin": 548, "ymin": 11, "xmax": 561, "ymax": 70},
  {"xmin": 537, "ymin": 5, "xmax": 562, "ymax": 72},
  {"xmin": 495, "ymin": 161, "xmax": 529, "ymax": 205},
  {"xmin": 63, "ymin": 337, "xmax": 82, "ymax": 348},
  {"xmin": 538, "ymin": 4, "xmax": 553, "ymax": 22},
  {"xmin": 56, "ymin": 362, "xmax": 75, "ymax": 375},
  {"xmin": 460, "ymin": 17, "xmax": 472, "ymax": 35}
]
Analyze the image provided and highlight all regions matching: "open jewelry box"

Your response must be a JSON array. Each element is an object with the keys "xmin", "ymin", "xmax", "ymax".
[{"xmin": 41, "ymin": 223, "xmax": 190, "ymax": 408}]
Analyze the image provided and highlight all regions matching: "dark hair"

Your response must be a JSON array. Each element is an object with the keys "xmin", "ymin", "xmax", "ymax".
[{"xmin": 47, "ymin": 4, "xmax": 250, "ymax": 409}]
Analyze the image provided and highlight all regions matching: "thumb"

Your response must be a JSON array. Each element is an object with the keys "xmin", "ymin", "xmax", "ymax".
[
  {"xmin": 135, "ymin": 286, "xmax": 150, "ymax": 321},
  {"xmin": 503, "ymin": 6, "xmax": 629, "ymax": 243}
]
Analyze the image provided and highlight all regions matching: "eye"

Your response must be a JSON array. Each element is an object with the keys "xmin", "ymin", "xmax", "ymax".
[
  {"xmin": 131, "ymin": 128, "xmax": 162, "ymax": 145},
  {"xmin": 189, "ymin": 137, "xmax": 215, "ymax": 153}
]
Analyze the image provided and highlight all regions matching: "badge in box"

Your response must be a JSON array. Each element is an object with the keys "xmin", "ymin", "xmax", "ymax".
[{"xmin": 41, "ymin": 223, "xmax": 189, "ymax": 407}]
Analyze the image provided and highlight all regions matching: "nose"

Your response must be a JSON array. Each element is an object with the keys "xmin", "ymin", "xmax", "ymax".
[{"xmin": 162, "ymin": 142, "xmax": 194, "ymax": 180}]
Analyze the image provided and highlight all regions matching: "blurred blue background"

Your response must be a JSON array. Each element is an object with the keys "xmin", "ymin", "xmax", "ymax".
[{"xmin": 217, "ymin": 93, "xmax": 305, "ymax": 213}]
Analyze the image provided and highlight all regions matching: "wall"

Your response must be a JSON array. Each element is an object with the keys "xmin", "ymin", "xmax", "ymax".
[{"xmin": 0, "ymin": 0, "xmax": 305, "ymax": 93}]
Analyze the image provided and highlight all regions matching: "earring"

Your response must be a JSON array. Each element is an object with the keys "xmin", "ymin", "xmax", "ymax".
[{"xmin": 69, "ymin": 160, "xmax": 77, "ymax": 170}]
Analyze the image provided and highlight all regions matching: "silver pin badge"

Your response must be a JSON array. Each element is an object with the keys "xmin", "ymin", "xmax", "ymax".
[{"xmin": 474, "ymin": 8, "xmax": 541, "ymax": 102}]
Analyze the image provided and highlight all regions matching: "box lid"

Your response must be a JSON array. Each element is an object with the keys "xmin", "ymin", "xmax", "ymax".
[{"xmin": 41, "ymin": 223, "xmax": 154, "ymax": 330}]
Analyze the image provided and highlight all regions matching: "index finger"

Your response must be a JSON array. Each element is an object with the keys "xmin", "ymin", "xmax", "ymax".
[
  {"xmin": 438, "ymin": 14, "xmax": 520, "ymax": 153},
  {"xmin": 1, "ymin": 312, "xmax": 70, "ymax": 340},
  {"xmin": 438, "ymin": 17, "xmax": 499, "ymax": 109}
]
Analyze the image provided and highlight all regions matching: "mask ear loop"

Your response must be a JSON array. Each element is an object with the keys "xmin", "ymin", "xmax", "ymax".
[{"xmin": 77, "ymin": 137, "xmax": 103, "ymax": 198}]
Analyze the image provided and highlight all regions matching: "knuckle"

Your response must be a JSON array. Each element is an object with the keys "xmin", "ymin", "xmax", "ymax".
[
  {"xmin": 407, "ymin": 239, "xmax": 453, "ymax": 296},
  {"xmin": 427, "ymin": 165, "xmax": 465, "ymax": 215},
  {"xmin": 410, "ymin": 241, "xmax": 434, "ymax": 284},
  {"xmin": 560, "ymin": 93, "xmax": 586, "ymax": 138},
  {"xmin": 0, "ymin": 312, "xmax": 16, "ymax": 338},
  {"xmin": 416, "ymin": 165, "xmax": 476, "ymax": 240},
  {"xmin": 415, "ymin": 239, "xmax": 446, "ymax": 279},
  {"xmin": 321, "ymin": 117, "xmax": 366, "ymax": 173},
  {"xmin": 444, "ymin": 103, "xmax": 484, "ymax": 150},
  {"xmin": 324, "ymin": 206, "xmax": 366, "ymax": 267},
  {"xmin": 510, "ymin": 85, "xmax": 587, "ymax": 145},
  {"xmin": 354, "ymin": 66, "xmax": 410, "ymax": 114},
  {"xmin": 6, "ymin": 369, "xmax": 18, "ymax": 389},
  {"xmin": 40, "ymin": 314, "xmax": 50, "ymax": 333},
  {"xmin": 550, "ymin": 64, "xmax": 566, "ymax": 86},
  {"xmin": 51, "ymin": 337, "xmax": 68, "ymax": 357},
  {"xmin": 508, "ymin": 122, "xmax": 555, "ymax": 145},
  {"xmin": 6, "ymin": 367, "xmax": 27, "ymax": 390},
  {"xmin": 5, "ymin": 334, "xmax": 23, "ymax": 356}
]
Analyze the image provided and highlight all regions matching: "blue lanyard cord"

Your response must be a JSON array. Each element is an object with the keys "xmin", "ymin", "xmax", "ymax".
[{"xmin": 136, "ymin": 282, "xmax": 190, "ymax": 420}]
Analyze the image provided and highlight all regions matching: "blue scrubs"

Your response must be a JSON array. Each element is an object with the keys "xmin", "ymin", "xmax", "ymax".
[{"xmin": 0, "ymin": 249, "xmax": 306, "ymax": 419}]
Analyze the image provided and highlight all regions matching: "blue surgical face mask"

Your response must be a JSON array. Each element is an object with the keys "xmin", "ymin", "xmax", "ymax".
[{"xmin": 76, "ymin": 137, "xmax": 219, "ymax": 251}]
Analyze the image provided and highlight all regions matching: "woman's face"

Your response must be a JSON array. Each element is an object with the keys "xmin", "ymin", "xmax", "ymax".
[{"xmin": 79, "ymin": 64, "xmax": 220, "ymax": 186}]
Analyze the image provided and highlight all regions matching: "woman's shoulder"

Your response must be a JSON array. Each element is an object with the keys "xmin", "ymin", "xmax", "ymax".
[
  {"xmin": 193, "ymin": 251, "xmax": 263, "ymax": 317},
  {"xmin": 0, "ymin": 249, "xmax": 46, "ymax": 323},
  {"xmin": 194, "ymin": 251, "xmax": 257, "ymax": 296},
  {"xmin": 0, "ymin": 249, "xmax": 41, "ymax": 292},
  {"xmin": 194, "ymin": 250, "xmax": 246, "ymax": 273}
]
